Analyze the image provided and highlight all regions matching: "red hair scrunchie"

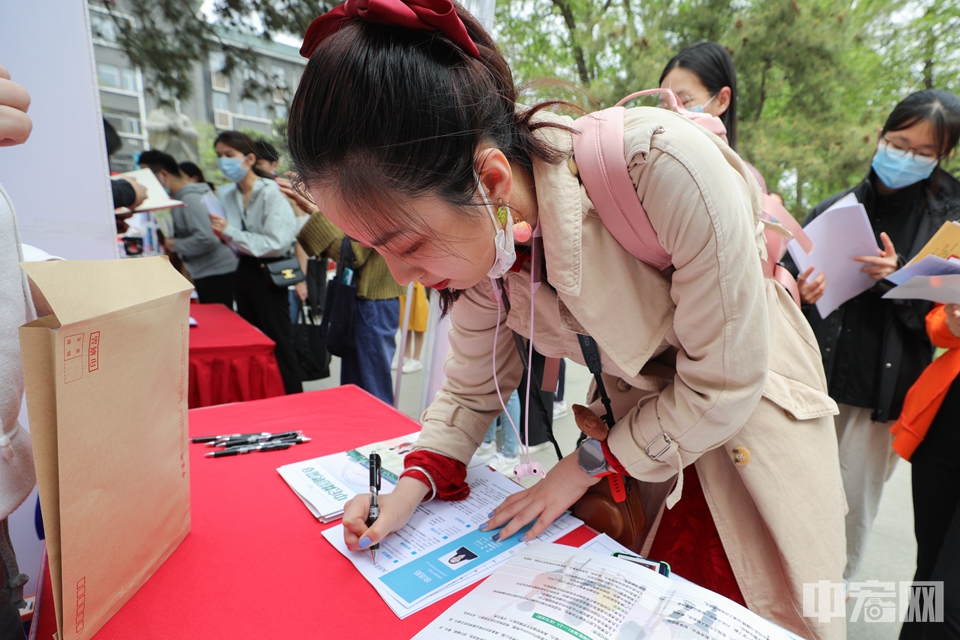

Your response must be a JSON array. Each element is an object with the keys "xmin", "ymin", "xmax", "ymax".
[{"xmin": 300, "ymin": 0, "xmax": 481, "ymax": 59}]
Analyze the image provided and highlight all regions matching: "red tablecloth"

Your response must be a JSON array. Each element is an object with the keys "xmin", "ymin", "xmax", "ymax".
[
  {"xmin": 187, "ymin": 303, "xmax": 286, "ymax": 408},
  {"xmin": 32, "ymin": 386, "xmax": 594, "ymax": 639}
]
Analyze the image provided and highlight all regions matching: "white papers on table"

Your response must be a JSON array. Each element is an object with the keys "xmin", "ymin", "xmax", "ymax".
[
  {"xmin": 277, "ymin": 432, "xmax": 487, "ymax": 522},
  {"xmin": 884, "ymin": 275, "xmax": 960, "ymax": 305},
  {"xmin": 787, "ymin": 193, "xmax": 879, "ymax": 318},
  {"xmin": 414, "ymin": 542, "xmax": 801, "ymax": 640},
  {"xmin": 322, "ymin": 465, "xmax": 582, "ymax": 618}
]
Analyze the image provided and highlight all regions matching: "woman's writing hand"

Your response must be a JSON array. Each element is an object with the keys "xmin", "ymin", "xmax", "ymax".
[
  {"xmin": 481, "ymin": 453, "xmax": 599, "ymax": 543},
  {"xmin": 342, "ymin": 476, "xmax": 428, "ymax": 552},
  {"xmin": 855, "ymin": 232, "xmax": 899, "ymax": 281}
]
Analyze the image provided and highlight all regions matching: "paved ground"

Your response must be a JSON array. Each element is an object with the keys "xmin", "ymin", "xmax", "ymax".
[{"xmin": 308, "ymin": 356, "xmax": 918, "ymax": 639}]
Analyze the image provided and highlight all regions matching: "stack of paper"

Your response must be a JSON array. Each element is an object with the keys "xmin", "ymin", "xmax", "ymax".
[
  {"xmin": 787, "ymin": 193, "xmax": 880, "ymax": 318},
  {"xmin": 883, "ymin": 252, "xmax": 960, "ymax": 305},
  {"xmin": 887, "ymin": 254, "xmax": 960, "ymax": 286},
  {"xmin": 277, "ymin": 432, "xmax": 485, "ymax": 522},
  {"xmin": 323, "ymin": 465, "xmax": 583, "ymax": 618},
  {"xmin": 908, "ymin": 220, "xmax": 960, "ymax": 265},
  {"xmin": 414, "ymin": 542, "xmax": 804, "ymax": 640}
]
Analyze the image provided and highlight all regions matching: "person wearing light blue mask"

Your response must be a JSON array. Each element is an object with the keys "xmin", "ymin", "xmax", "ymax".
[
  {"xmin": 209, "ymin": 130, "xmax": 303, "ymax": 395},
  {"xmin": 659, "ymin": 42, "xmax": 771, "ymax": 194},
  {"xmin": 660, "ymin": 42, "xmax": 738, "ymax": 151},
  {"xmin": 788, "ymin": 90, "xmax": 960, "ymax": 587}
]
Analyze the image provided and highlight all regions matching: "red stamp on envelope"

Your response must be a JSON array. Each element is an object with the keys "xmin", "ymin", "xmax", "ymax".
[
  {"xmin": 64, "ymin": 334, "xmax": 84, "ymax": 360},
  {"xmin": 64, "ymin": 334, "xmax": 85, "ymax": 384},
  {"xmin": 88, "ymin": 331, "xmax": 101, "ymax": 373}
]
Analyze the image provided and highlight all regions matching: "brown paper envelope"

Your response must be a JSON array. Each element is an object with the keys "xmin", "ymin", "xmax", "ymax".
[{"xmin": 20, "ymin": 257, "xmax": 193, "ymax": 640}]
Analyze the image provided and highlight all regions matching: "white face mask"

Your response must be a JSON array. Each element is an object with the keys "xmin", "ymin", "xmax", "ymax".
[{"xmin": 476, "ymin": 173, "xmax": 516, "ymax": 279}]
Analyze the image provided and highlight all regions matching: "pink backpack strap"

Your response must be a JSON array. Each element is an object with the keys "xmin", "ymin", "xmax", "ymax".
[
  {"xmin": 572, "ymin": 94, "xmax": 810, "ymax": 307},
  {"xmin": 570, "ymin": 106, "xmax": 673, "ymax": 271}
]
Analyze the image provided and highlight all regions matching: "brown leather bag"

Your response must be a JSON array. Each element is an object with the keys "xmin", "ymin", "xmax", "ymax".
[
  {"xmin": 568, "ymin": 403, "xmax": 647, "ymax": 552},
  {"xmin": 573, "ymin": 472, "xmax": 647, "ymax": 552}
]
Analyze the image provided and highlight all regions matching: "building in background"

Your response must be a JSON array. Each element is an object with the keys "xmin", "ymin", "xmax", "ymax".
[{"xmin": 88, "ymin": 2, "xmax": 305, "ymax": 172}]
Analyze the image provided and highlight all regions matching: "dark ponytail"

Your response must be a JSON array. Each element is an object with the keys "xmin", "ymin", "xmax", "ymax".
[
  {"xmin": 660, "ymin": 42, "xmax": 739, "ymax": 151},
  {"xmin": 214, "ymin": 130, "xmax": 274, "ymax": 179},
  {"xmin": 287, "ymin": 5, "xmax": 566, "ymax": 244},
  {"xmin": 882, "ymin": 90, "xmax": 960, "ymax": 193}
]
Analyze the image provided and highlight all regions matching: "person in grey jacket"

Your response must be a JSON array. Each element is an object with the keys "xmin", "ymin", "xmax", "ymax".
[{"xmin": 139, "ymin": 150, "xmax": 238, "ymax": 306}]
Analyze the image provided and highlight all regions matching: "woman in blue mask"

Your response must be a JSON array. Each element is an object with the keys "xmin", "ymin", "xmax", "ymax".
[
  {"xmin": 660, "ymin": 42, "xmax": 739, "ymax": 152},
  {"xmin": 209, "ymin": 130, "xmax": 304, "ymax": 394},
  {"xmin": 795, "ymin": 90, "xmax": 960, "ymax": 586}
]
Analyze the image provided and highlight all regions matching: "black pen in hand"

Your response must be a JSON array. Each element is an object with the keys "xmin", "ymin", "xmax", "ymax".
[{"xmin": 367, "ymin": 453, "xmax": 381, "ymax": 563}]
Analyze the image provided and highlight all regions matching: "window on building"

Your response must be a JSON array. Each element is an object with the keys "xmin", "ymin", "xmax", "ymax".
[
  {"xmin": 121, "ymin": 68, "xmax": 137, "ymax": 92},
  {"xmin": 271, "ymin": 65, "xmax": 286, "ymax": 88},
  {"xmin": 103, "ymin": 113, "xmax": 142, "ymax": 136},
  {"xmin": 125, "ymin": 116, "xmax": 141, "ymax": 135},
  {"xmin": 210, "ymin": 52, "xmax": 229, "ymax": 92},
  {"xmin": 97, "ymin": 63, "xmax": 122, "ymax": 89},
  {"xmin": 213, "ymin": 92, "xmax": 230, "ymax": 113},
  {"xmin": 90, "ymin": 13, "xmax": 118, "ymax": 43},
  {"xmin": 271, "ymin": 104, "xmax": 287, "ymax": 120},
  {"xmin": 241, "ymin": 99, "xmax": 260, "ymax": 118}
]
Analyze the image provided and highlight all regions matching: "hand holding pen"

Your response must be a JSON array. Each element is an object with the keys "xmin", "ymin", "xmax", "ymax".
[{"xmin": 366, "ymin": 453, "xmax": 381, "ymax": 563}]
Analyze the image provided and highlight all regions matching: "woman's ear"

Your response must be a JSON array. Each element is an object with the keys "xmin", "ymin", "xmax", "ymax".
[
  {"xmin": 715, "ymin": 86, "xmax": 732, "ymax": 117},
  {"xmin": 474, "ymin": 148, "xmax": 513, "ymax": 203}
]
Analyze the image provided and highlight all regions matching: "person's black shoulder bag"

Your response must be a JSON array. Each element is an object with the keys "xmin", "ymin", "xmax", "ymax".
[{"xmin": 320, "ymin": 237, "xmax": 359, "ymax": 357}]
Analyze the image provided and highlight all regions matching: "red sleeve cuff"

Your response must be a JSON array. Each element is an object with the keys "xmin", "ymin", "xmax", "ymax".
[
  {"xmin": 601, "ymin": 439, "xmax": 629, "ymax": 477},
  {"xmin": 404, "ymin": 450, "xmax": 471, "ymax": 501}
]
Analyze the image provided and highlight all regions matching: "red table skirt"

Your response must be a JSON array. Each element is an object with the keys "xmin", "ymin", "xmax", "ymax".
[
  {"xmin": 187, "ymin": 303, "xmax": 285, "ymax": 408},
  {"xmin": 32, "ymin": 387, "xmax": 595, "ymax": 640}
]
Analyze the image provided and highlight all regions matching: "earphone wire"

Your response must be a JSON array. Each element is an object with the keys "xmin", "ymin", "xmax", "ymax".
[{"xmin": 490, "ymin": 279, "xmax": 531, "ymax": 468}]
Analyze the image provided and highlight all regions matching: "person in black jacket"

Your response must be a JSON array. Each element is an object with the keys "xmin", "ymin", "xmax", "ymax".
[{"xmin": 789, "ymin": 90, "xmax": 960, "ymax": 583}]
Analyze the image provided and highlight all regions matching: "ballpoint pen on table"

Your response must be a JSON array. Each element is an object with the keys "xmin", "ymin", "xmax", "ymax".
[
  {"xmin": 367, "ymin": 453, "xmax": 381, "ymax": 563},
  {"xmin": 204, "ymin": 440, "xmax": 300, "ymax": 458},
  {"xmin": 206, "ymin": 431, "xmax": 303, "ymax": 447},
  {"xmin": 191, "ymin": 432, "xmax": 261, "ymax": 444}
]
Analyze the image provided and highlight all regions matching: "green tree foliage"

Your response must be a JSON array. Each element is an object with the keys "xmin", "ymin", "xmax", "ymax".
[
  {"xmin": 497, "ymin": 0, "xmax": 960, "ymax": 214},
  {"xmin": 103, "ymin": 0, "xmax": 960, "ymax": 216}
]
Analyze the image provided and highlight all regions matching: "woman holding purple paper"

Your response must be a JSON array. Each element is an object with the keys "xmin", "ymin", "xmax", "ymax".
[{"xmin": 792, "ymin": 91, "xmax": 960, "ymax": 586}]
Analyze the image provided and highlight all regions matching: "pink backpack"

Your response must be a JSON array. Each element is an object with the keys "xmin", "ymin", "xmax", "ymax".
[{"xmin": 570, "ymin": 89, "xmax": 813, "ymax": 306}]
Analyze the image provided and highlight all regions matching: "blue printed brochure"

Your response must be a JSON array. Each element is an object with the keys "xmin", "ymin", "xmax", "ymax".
[
  {"xmin": 322, "ymin": 465, "xmax": 583, "ymax": 618},
  {"xmin": 278, "ymin": 433, "xmax": 487, "ymax": 523}
]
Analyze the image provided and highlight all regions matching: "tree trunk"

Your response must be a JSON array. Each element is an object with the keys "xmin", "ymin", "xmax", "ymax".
[
  {"xmin": 754, "ymin": 59, "xmax": 772, "ymax": 122},
  {"xmin": 796, "ymin": 169, "xmax": 803, "ymax": 213},
  {"xmin": 550, "ymin": 0, "xmax": 591, "ymax": 85}
]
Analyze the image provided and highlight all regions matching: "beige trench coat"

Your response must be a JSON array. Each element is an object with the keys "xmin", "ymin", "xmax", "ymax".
[{"xmin": 416, "ymin": 107, "xmax": 847, "ymax": 640}]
